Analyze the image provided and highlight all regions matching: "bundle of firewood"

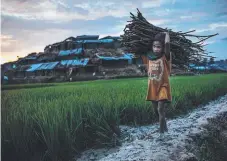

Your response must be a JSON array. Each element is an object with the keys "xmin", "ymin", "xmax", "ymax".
[{"xmin": 121, "ymin": 9, "xmax": 218, "ymax": 67}]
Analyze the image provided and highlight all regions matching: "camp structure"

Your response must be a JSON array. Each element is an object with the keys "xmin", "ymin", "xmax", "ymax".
[
  {"xmin": 95, "ymin": 52, "xmax": 134, "ymax": 68},
  {"xmin": 3, "ymin": 34, "xmax": 141, "ymax": 83},
  {"xmin": 16, "ymin": 52, "xmax": 39, "ymax": 65},
  {"xmin": 54, "ymin": 58, "xmax": 99, "ymax": 80}
]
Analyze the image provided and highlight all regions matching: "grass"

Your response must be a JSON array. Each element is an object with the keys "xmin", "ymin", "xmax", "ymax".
[
  {"xmin": 1, "ymin": 73, "xmax": 227, "ymax": 161},
  {"xmin": 1, "ymin": 83, "xmax": 55, "ymax": 90}
]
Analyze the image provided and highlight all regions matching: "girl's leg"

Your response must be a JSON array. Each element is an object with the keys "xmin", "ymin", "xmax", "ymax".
[
  {"xmin": 158, "ymin": 100, "xmax": 168, "ymax": 133},
  {"xmin": 152, "ymin": 101, "xmax": 159, "ymax": 118},
  {"xmin": 163, "ymin": 103, "xmax": 168, "ymax": 132}
]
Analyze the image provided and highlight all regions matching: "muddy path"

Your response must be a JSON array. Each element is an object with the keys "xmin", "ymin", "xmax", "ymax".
[{"xmin": 76, "ymin": 94, "xmax": 227, "ymax": 161}]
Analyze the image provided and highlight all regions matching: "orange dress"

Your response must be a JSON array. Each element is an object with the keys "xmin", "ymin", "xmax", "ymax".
[{"xmin": 141, "ymin": 54, "xmax": 172, "ymax": 102}]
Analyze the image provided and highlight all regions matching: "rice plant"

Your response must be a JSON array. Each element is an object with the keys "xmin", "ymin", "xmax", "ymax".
[{"xmin": 2, "ymin": 74, "xmax": 227, "ymax": 161}]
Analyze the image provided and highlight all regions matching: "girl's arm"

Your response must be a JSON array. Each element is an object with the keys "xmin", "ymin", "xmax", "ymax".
[{"xmin": 164, "ymin": 32, "xmax": 171, "ymax": 61}]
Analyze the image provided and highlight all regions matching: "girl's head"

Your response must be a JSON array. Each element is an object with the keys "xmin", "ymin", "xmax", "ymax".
[{"xmin": 151, "ymin": 33, "xmax": 165, "ymax": 56}]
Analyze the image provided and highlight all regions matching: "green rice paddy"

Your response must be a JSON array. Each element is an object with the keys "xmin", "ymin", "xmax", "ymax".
[{"xmin": 2, "ymin": 74, "xmax": 227, "ymax": 161}]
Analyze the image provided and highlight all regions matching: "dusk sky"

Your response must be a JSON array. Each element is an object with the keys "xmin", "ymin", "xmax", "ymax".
[{"xmin": 1, "ymin": 0, "xmax": 227, "ymax": 64}]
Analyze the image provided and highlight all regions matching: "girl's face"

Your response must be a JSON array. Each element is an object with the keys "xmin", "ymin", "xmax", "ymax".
[{"xmin": 152, "ymin": 41, "xmax": 163, "ymax": 55}]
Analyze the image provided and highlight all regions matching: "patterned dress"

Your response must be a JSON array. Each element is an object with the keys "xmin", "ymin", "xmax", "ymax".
[{"xmin": 142, "ymin": 54, "xmax": 172, "ymax": 102}]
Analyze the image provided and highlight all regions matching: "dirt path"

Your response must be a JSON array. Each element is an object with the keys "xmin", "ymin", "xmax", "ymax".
[{"xmin": 76, "ymin": 94, "xmax": 227, "ymax": 161}]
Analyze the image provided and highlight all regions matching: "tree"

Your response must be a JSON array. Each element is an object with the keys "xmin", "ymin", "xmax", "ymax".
[
  {"xmin": 209, "ymin": 57, "xmax": 215, "ymax": 65},
  {"xmin": 202, "ymin": 58, "xmax": 208, "ymax": 72},
  {"xmin": 202, "ymin": 58, "xmax": 208, "ymax": 66}
]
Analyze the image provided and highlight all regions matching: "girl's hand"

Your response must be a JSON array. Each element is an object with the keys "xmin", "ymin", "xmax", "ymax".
[
  {"xmin": 162, "ymin": 32, "xmax": 171, "ymax": 60},
  {"xmin": 164, "ymin": 32, "xmax": 170, "ymax": 43}
]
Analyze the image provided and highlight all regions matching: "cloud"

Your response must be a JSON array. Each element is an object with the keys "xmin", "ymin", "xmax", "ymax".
[
  {"xmin": 221, "ymin": 37, "xmax": 227, "ymax": 41},
  {"xmin": 114, "ymin": 21, "xmax": 127, "ymax": 32},
  {"xmin": 1, "ymin": 34, "xmax": 13, "ymax": 40},
  {"xmin": 2, "ymin": 13, "xmax": 128, "ymax": 34},
  {"xmin": 216, "ymin": 11, "xmax": 227, "ymax": 17},
  {"xmin": 195, "ymin": 22, "xmax": 227, "ymax": 33},
  {"xmin": 210, "ymin": 22, "xmax": 227, "ymax": 30},
  {"xmin": 172, "ymin": 0, "xmax": 176, "ymax": 5},
  {"xmin": 1, "ymin": 47, "xmax": 43, "ymax": 64},
  {"xmin": 1, "ymin": 0, "xmax": 165, "ymax": 22},
  {"xmin": 1, "ymin": 28, "xmax": 73, "ymax": 55},
  {"xmin": 148, "ymin": 19, "xmax": 170, "ymax": 26},
  {"xmin": 73, "ymin": 1, "xmax": 130, "ymax": 20},
  {"xmin": 0, "ymin": 57, "xmax": 8, "ymax": 64},
  {"xmin": 24, "ymin": 29, "xmax": 74, "ymax": 45},
  {"xmin": 203, "ymin": 40, "xmax": 216, "ymax": 45},
  {"xmin": 1, "ymin": 28, "xmax": 75, "ymax": 62},
  {"xmin": 1, "ymin": 34, "xmax": 23, "ymax": 52},
  {"xmin": 179, "ymin": 12, "xmax": 208, "ymax": 21},
  {"xmin": 166, "ymin": 25, "xmax": 178, "ymax": 31},
  {"xmin": 180, "ymin": 16, "xmax": 194, "ymax": 19},
  {"xmin": 149, "ymin": 8, "xmax": 174, "ymax": 17},
  {"xmin": 52, "ymin": 0, "xmax": 70, "ymax": 9},
  {"xmin": 1, "ymin": 0, "xmax": 87, "ymax": 22},
  {"xmin": 141, "ymin": 0, "xmax": 162, "ymax": 8},
  {"xmin": 114, "ymin": 18, "xmax": 171, "ymax": 32}
]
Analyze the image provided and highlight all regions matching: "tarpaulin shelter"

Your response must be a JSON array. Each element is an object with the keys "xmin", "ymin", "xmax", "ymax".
[
  {"xmin": 26, "ymin": 62, "xmax": 59, "ymax": 72},
  {"xmin": 96, "ymin": 53, "xmax": 134, "ymax": 67},
  {"xmin": 57, "ymin": 58, "xmax": 89, "ymax": 68}
]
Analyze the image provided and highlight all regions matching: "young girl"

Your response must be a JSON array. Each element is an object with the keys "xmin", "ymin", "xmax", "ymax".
[{"xmin": 142, "ymin": 32, "xmax": 172, "ymax": 133}]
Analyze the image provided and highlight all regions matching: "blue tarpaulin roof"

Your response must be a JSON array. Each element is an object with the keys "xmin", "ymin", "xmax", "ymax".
[
  {"xmin": 83, "ymin": 40, "xmax": 101, "ymax": 43},
  {"xmin": 194, "ymin": 66, "xmax": 208, "ymax": 70},
  {"xmin": 37, "ymin": 62, "xmax": 59, "ymax": 70},
  {"xmin": 125, "ymin": 53, "xmax": 135, "ymax": 58},
  {"xmin": 26, "ymin": 63, "xmax": 43, "ymax": 72},
  {"xmin": 99, "ymin": 39, "xmax": 114, "ymax": 43},
  {"xmin": 59, "ymin": 48, "xmax": 83, "ymax": 56},
  {"xmin": 190, "ymin": 66, "xmax": 211, "ymax": 70},
  {"xmin": 96, "ymin": 53, "xmax": 134, "ymax": 60},
  {"xmin": 26, "ymin": 62, "xmax": 59, "ymax": 71},
  {"xmin": 190, "ymin": 63, "xmax": 227, "ymax": 71},
  {"xmin": 210, "ymin": 64, "xmax": 218, "ymax": 67},
  {"xmin": 59, "ymin": 58, "xmax": 89, "ymax": 67},
  {"xmin": 76, "ymin": 39, "xmax": 114, "ymax": 44},
  {"xmin": 189, "ymin": 64, "xmax": 195, "ymax": 67}
]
